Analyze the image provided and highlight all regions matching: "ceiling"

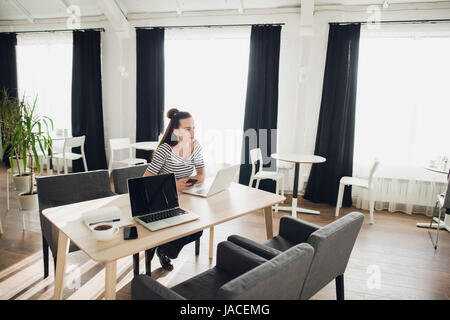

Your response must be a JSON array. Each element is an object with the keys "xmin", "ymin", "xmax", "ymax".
[{"xmin": 0, "ymin": 0, "xmax": 447, "ymax": 22}]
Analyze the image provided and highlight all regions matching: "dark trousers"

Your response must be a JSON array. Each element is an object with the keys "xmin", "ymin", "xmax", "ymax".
[{"xmin": 158, "ymin": 231, "xmax": 203, "ymax": 259}]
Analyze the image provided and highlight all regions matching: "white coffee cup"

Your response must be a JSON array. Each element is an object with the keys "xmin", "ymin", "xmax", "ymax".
[{"xmin": 91, "ymin": 223, "xmax": 119, "ymax": 241}]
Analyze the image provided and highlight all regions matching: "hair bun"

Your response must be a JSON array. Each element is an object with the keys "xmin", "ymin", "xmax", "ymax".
[{"xmin": 167, "ymin": 108, "xmax": 179, "ymax": 119}]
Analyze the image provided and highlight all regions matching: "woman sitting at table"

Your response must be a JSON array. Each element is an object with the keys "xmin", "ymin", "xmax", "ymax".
[{"xmin": 143, "ymin": 108, "xmax": 205, "ymax": 271}]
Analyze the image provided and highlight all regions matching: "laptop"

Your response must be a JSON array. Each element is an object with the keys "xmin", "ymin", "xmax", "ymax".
[
  {"xmin": 127, "ymin": 173, "xmax": 199, "ymax": 231},
  {"xmin": 183, "ymin": 164, "xmax": 240, "ymax": 198}
]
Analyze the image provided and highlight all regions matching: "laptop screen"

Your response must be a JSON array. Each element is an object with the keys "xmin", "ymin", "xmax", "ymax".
[{"xmin": 127, "ymin": 174, "xmax": 179, "ymax": 217}]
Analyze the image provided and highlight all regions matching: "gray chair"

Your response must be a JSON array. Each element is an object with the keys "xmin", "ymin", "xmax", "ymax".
[
  {"xmin": 36, "ymin": 170, "xmax": 115, "ymax": 278},
  {"xmin": 111, "ymin": 164, "xmax": 201, "ymax": 276},
  {"xmin": 131, "ymin": 240, "xmax": 314, "ymax": 300},
  {"xmin": 111, "ymin": 163, "xmax": 148, "ymax": 194},
  {"xmin": 228, "ymin": 212, "xmax": 364, "ymax": 300}
]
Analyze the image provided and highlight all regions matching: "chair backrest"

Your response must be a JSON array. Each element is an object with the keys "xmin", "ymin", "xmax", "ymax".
[
  {"xmin": 63, "ymin": 136, "xmax": 85, "ymax": 149},
  {"xmin": 109, "ymin": 138, "xmax": 133, "ymax": 162},
  {"xmin": 368, "ymin": 158, "xmax": 380, "ymax": 188},
  {"xmin": 36, "ymin": 170, "xmax": 115, "ymax": 258},
  {"xmin": 216, "ymin": 243, "xmax": 314, "ymax": 300},
  {"xmin": 300, "ymin": 212, "xmax": 364, "ymax": 300},
  {"xmin": 111, "ymin": 164, "xmax": 149, "ymax": 194},
  {"xmin": 249, "ymin": 148, "xmax": 262, "ymax": 165},
  {"xmin": 110, "ymin": 138, "xmax": 132, "ymax": 151},
  {"xmin": 249, "ymin": 148, "xmax": 265, "ymax": 185}
]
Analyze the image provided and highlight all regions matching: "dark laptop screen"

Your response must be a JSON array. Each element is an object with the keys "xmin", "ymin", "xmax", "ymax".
[{"xmin": 127, "ymin": 174, "xmax": 179, "ymax": 217}]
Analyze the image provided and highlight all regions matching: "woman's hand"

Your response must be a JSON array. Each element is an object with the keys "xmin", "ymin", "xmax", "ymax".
[{"xmin": 176, "ymin": 177, "xmax": 195, "ymax": 192}]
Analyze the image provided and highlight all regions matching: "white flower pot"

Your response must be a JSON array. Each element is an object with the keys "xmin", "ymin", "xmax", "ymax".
[
  {"xmin": 18, "ymin": 191, "xmax": 38, "ymax": 210},
  {"xmin": 13, "ymin": 174, "xmax": 32, "ymax": 192},
  {"xmin": 10, "ymin": 156, "xmax": 32, "ymax": 173}
]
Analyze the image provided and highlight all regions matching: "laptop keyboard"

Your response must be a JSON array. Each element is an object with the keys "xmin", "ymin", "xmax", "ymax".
[{"xmin": 139, "ymin": 208, "xmax": 187, "ymax": 223}]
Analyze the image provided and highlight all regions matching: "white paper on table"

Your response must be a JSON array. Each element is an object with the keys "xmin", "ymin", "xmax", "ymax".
[{"xmin": 82, "ymin": 206, "xmax": 133, "ymax": 230}]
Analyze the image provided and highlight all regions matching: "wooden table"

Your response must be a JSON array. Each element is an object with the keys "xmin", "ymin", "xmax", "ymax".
[
  {"xmin": 271, "ymin": 153, "xmax": 326, "ymax": 217},
  {"xmin": 42, "ymin": 182, "xmax": 284, "ymax": 300},
  {"xmin": 131, "ymin": 141, "xmax": 159, "ymax": 151}
]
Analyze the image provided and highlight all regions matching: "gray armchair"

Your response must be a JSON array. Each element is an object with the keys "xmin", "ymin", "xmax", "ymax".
[
  {"xmin": 111, "ymin": 164, "xmax": 201, "ymax": 276},
  {"xmin": 228, "ymin": 212, "xmax": 364, "ymax": 300},
  {"xmin": 131, "ymin": 240, "xmax": 314, "ymax": 300},
  {"xmin": 36, "ymin": 170, "xmax": 115, "ymax": 278}
]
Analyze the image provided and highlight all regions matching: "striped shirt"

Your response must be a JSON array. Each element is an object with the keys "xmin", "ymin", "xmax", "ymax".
[{"xmin": 146, "ymin": 140, "xmax": 205, "ymax": 179}]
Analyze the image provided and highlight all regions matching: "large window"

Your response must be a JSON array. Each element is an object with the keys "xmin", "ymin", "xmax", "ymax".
[
  {"xmin": 16, "ymin": 32, "xmax": 73, "ymax": 133},
  {"xmin": 164, "ymin": 27, "xmax": 250, "ymax": 171},
  {"xmin": 353, "ymin": 25, "xmax": 450, "ymax": 214}
]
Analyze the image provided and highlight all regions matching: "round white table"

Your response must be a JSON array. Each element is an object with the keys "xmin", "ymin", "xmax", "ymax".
[
  {"xmin": 424, "ymin": 166, "xmax": 449, "ymax": 175},
  {"xmin": 271, "ymin": 153, "xmax": 326, "ymax": 217},
  {"xmin": 131, "ymin": 141, "xmax": 159, "ymax": 151}
]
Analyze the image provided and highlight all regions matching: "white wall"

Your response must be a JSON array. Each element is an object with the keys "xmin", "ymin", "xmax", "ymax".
[
  {"xmin": 101, "ymin": 24, "xmax": 136, "ymax": 162},
  {"xmin": 102, "ymin": 8, "xmax": 305, "ymax": 171},
  {"xmin": 284, "ymin": 2, "xmax": 450, "ymax": 192},
  {"xmin": 2, "ymin": 2, "xmax": 450, "ymax": 191},
  {"xmin": 121, "ymin": 3, "xmax": 450, "ymax": 192}
]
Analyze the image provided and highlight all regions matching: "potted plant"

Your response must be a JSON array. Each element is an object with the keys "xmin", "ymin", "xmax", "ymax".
[
  {"xmin": 0, "ymin": 90, "xmax": 29, "ymax": 190},
  {"xmin": 0, "ymin": 90, "xmax": 53, "ymax": 210}
]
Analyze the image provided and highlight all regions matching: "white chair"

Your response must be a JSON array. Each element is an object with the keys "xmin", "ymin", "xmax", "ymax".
[
  {"xmin": 335, "ymin": 159, "xmax": 380, "ymax": 224},
  {"xmin": 249, "ymin": 148, "xmax": 285, "ymax": 212},
  {"xmin": 52, "ymin": 136, "xmax": 88, "ymax": 174},
  {"xmin": 108, "ymin": 138, "xmax": 147, "ymax": 174}
]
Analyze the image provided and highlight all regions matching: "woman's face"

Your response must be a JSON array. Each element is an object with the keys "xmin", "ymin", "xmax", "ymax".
[{"xmin": 174, "ymin": 117, "xmax": 195, "ymax": 143}]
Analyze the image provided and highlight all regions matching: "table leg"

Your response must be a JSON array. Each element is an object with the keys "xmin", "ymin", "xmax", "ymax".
[
  {"xmin": 47, "ymin": 146, "xmax": 54, "ymax": 176},
  {"xmin": 277, "ymin": 163, "xmax": 321, "ymax": 216},
  {"xmin": 291, "ymin": 163, "xmax": 300, "ymax": 217},
  {"xmin": 6, "ymin": 170, "xmax": 10, "ymax": 210},
  {"xmin": 416, "ymin": 215, "xmax": 450, "ymax": 233},
  {"xmin": 22, "ymin": 210, "xmax": 26, "ymax": 231},
  {"xmin": 263, "ymin": 206, "xmax": 274, "ymax": 239},
  {"xmin": 53, "ymin": 231, "xmax": 70, "ymax": 300},
  {"xmin": 46, "ymin": 155, "xmax": 51, "ymax": 175},
  {"xmin": 104, "ymin": 261, "xmax": 117, "ymax": 300},
  {"xmin": 209, "ymin": 226, "xmax": 214, "ymax": 259}
]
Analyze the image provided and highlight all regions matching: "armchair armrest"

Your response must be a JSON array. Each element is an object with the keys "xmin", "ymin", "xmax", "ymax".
[
  {"xmin": 131, "ymin": 275, "xmax": 186, "ymax": 300},
  {"xmin": 216, "ymin": 241, "xmax": 268, "ymax": 277},
  {"xmin": 227, "ymin": 235, "xmax": 281, "ymax": 259},
  {"xmin": 279, "ymin": 216, "xmax": 320, "ymax": 244}
]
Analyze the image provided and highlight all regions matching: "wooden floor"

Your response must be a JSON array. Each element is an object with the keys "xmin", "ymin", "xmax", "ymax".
[{"xmin": 0, "ymin": 163, "xmax": 449, "ymax": 300}]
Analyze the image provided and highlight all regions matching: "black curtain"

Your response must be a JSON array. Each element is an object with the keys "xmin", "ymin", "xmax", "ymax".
[
  {"xmin": 0, "ymin": 33, "xmax": 18, "ymax": 166},
  {"xmin": 238, "ymin": 25, "xmax": 281, "ymax": 193},
  {"xmin": 304, "ymin": 23, "xmax": 361, "ymax": 206},
  {"xmin": 71, "ymin": 30, "xmax": 107, "ymax": 172},
  {"xmin": 136, "ymin": 28, "xmax": 165, "ymax": 161}
]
